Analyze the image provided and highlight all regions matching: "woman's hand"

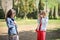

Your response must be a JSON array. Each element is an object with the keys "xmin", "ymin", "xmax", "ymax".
[
  {"xmin": 36, "ymin": 24, "xmax": 40, "ymax": 31},
  {"xmin": 14, "ymin": 21, "xmax": 17, "ymax": 25}
]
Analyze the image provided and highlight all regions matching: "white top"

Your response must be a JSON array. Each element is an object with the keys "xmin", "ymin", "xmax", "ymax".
[{"xmin": 37, "ymin": 17, "xmax": 48, "ymax": 31}]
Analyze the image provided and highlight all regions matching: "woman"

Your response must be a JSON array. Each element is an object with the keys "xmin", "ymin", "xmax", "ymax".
[
  {"xmin": 36, "ymin": 11, "xmax": 48, "ymax": 40},
  {"xmin": 6, "ymin": 9, "xmax": 19, "ymax": 40}
]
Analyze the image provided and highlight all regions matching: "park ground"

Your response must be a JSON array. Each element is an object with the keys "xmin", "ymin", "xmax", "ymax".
[{"xmin": 0, "ymin": 19, "xmax": 60, "ymax": 40}]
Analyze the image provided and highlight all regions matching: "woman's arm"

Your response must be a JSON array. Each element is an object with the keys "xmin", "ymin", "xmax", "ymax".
[{"xmin": 7, "ymin": 18, "xmax": 15, "ymax": 28}]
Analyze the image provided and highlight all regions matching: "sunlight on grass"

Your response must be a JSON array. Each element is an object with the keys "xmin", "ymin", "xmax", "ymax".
[
  {"xmin": 48, "ymin": 19, "xmax": 60, "ymax": 24},
  {"xmin": 16, "ymin": 19, "xmax": 37, "ymax": 25},
  {"xmin": 0, "ymin": 19, "xmax": 60, "ymax": 27},
  {"xmin": 0, "ymin": 19, "xmax": 60, "ymax": 40}
]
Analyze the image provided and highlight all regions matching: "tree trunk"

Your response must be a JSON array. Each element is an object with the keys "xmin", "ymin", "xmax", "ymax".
[
  {"xmin": 55, "ymin": 5, "xmax": 58, "ymax": 19},
  {"xmin": 52, "ymin": 7, "xmax": 54, "ymax": 19},
  {"xmin": 24, "ymin": 12, "xmax": 27, "ymax": 19},
  {"xmin": 58, "ymin": 3, "xmax": 60, "ymax": 17},
  {"xmin": 2, "ymin": 0, "xmax": 13, "ymax": 18},
  {"xmin": 53, "ymin": 6, "xmax": 56, "ymax": 19},
  {"xmin": 53, "ymin": 5, "xmax": 58, "ymax": 19},
  {"xmin": 49, "ymin": 8, "xmax": 52, "ymax": 19}
]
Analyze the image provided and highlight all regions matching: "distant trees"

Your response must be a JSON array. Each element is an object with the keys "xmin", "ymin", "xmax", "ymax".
[
  {"xmin": 13, "ymin": 0, "xmax": 59, "ymax": 19},
  {"xmin": 0, "ymin": 0, "xmax": 5, "ymax": 19},
  {"xmin": 0, "ymin": 0, "xmax": 60, "ymax": 19},
  {"xmin": 47, "ymin": 0, "xmax": 58, "ymax": 19},
  {"xmin": 14, "ymin": 0, "xmax": 37, "ymax": 19}
]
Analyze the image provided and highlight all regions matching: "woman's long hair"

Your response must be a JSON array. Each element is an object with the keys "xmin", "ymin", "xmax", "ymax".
[
  {"xmin": 5, "ymin": 9, "xmax": 16, "ymax": 21},
  {"xmin": 38, "ymin": 11, "xmax": 46, "ymax": 18},
  {"xmin": 5, "ymin": 9, "xmax": 12, "ymax": 21}
]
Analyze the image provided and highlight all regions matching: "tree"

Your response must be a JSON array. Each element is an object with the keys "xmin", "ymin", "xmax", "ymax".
[
  {"xmin": 14, "ymin": 0, "xmax": 37, "ymax": 19},
  {"xmin": 42, "ymin": 0, "xmax": 58, "ymax": 19}
]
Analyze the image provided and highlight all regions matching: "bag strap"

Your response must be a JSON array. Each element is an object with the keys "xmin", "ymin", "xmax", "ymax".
[{"xmin": 39, "ymin": 17, "xmax": 42, "ymax": 30}]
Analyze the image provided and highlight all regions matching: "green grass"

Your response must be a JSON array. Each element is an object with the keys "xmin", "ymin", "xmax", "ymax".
[
  {"xmin": 0, "ymin": 19, "xmax": 60, "ymax": 40},
  {"xmin": 16, "ymin": 19, "xmax": 60, "ymax": 25},
  {"xmin": 0, "ymin": 19, "xmax": 60, "ymax": 27},
  {"xmin": 16, "ymin": 19, "xmax": 37, "ymax": 25},
  {"xmin": 0, "ymin": 19, "xmax": 5, "ymax": 22},
  {"xmin": 48, "ymin": 19, "xmax": 60, "ymax": 24}
]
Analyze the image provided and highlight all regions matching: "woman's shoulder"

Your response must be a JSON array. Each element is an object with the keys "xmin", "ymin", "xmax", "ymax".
[
  {"xmin": 45, "ymin": 17, "xmax": 48, "ymax": 19},
  {"xmin": 7, "ymin": 17, "xmax": 11, "ymax": 21},
  {"xmin": 43, "ymin": 16, "xmax": 48, "ymax": 19},
  {"xmin": 42, "ymin": 17, "xmax": 48, "ymax": 20}
]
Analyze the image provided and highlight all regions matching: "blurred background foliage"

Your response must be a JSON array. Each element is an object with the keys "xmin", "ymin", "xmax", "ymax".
[{"xmin": 0, "ymin": 0, "xmax": 60, "ymax": 19}]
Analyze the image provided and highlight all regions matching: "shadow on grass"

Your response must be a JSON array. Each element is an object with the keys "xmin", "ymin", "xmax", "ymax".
[
  {"xmin": 19, "ymin": 30, "xmax": 37, "ymax": 40},
  {"xmin": 0, "ymin": 29, "xmax": 60, "ymax": 40},
  {"xmin": 0, "ymin": 35, "xmax": 8, "ymax": 40},
  {"xmin": 0, "ymin": 30, "xmax": 37, "ymax": 40},
  {"xmin": 46, "ymin": 29, "xmax": 60, "ymax": 40}
]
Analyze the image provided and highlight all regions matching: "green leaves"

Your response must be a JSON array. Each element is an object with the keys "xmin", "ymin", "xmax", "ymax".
[
  {"xmin": 42, "ymin": 0, "xmax": 58, "ymax": 8},
  {"xmin": 14, "ymin": 0, "xmax": 37, "ymax": 14}
]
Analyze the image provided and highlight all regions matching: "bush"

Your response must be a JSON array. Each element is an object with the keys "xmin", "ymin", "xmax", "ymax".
[
  {"xmin": 27, "ymin": 10, "xmax": 37, "ymax": 19},
  {"xmin": 0, "ymin": 9, "xmax": 5, "ymax": 19}
]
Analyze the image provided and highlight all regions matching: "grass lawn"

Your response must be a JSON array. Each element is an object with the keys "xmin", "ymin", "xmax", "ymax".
[
  {"xmin": 0, "ymin": 19, "xmax": 60, "ymax": 40},
  {"xmin": 0, "ymin": 19, "xmax": 60, "ymax": 27}
]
